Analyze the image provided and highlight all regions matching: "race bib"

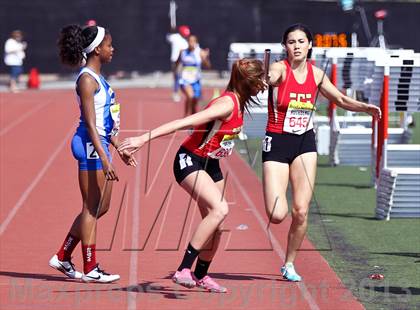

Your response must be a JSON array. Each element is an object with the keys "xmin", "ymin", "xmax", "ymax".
[
  {"xmin": 207, "ymin": 134, "xmax": 237, "ymax": 159},
  {"xmin": 181, "ymin": 66, "xmax": 199, "ymax": 83},
  {"xmin": 110, "ymin": 103, "xmax": 120, "ymax": 136},
  {"xmin": 283, "ymin": 101, "xmax": 314, "ymax": 135},
  {"xmin": 86, "ymin": 142, "xmax": 99, "ymax": 159}
]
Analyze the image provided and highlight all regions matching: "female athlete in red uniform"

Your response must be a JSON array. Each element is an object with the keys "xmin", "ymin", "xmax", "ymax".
[
  {"xmin": 118, "ymin": 58, "xmax": 265, "ymax": 293},
  {"xmin": 263, "ymin": 24, "xmax": 381, "ymax": 281}
]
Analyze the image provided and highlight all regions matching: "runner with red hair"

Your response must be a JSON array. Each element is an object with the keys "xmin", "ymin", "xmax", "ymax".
[{"xmin": 119, "ymin": 58, "xmax": 266, "ymax": 293}]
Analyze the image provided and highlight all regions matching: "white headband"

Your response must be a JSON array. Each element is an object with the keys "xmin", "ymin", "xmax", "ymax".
[{"xmin": 83, "ymin": 26, "xmax": 105, "ymax": 54}]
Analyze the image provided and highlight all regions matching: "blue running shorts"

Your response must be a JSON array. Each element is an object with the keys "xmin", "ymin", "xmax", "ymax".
[{"xmin": 71, "ymin": 128, "xmax": 111, "ymax": 171}]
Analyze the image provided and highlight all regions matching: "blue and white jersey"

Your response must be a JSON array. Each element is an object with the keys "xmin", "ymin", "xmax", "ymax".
[
  {"xmin": 179, "ymin": 47, "xmax": 202, "ymax": 84},
  {"xmin": 76, "ymin": 67, "xmax": 118, "ymax": 137}
]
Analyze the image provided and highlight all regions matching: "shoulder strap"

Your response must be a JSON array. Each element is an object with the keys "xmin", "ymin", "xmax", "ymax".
[{"xmin": 77, "ymin": 67, "xmax": 102, "ymax": 88}]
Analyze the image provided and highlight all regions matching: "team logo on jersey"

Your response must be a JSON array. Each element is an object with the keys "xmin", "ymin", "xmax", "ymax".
[{"xmin": 289, "ymin": 92, "xmax": 312, "ymax": 104}]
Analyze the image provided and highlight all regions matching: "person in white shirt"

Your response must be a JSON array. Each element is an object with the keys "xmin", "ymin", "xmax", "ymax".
[
  {"xmin": 4, "ymin": 30, "xmax": 27, "ymax": 92},
  {"xmin": 166, "ymin": 25, "xmax": 190, "ymax": 102}
]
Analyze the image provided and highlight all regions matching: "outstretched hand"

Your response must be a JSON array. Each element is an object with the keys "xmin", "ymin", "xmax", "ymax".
[
  {"xmin": 366, "ymin": 104, "xmax": 382, "ymax": 119},
  {"xmin": 118, "ymin": 149, "xmax": 138, "ymax": 167},
  {"xmin": 117, "ymin": 136, "xmax": 145, "ymax": 154},
  {"xmin": 101, "ymin": 159, "xmax": 119, "ymax": 181}
]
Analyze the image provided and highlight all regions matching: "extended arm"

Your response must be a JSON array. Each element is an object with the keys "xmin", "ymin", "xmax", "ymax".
[
  {"xmin": 118, "ymin": 97, "xmax": 234, "ymax": 153},
  {"xmin": 314, "ymin": 67, "xmax": 381, "ymax": 118}
]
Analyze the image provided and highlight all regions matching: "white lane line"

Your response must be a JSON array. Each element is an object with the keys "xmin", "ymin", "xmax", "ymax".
[
  {"xmin": 0, "ymin": 126, "xmax": 75, "ymax": 236},
  {"xmin": 225, "ymin": 160, "xmax": 320, "ymax": 310},
  {"xmin": 127, "ymin": 106, "xmax": 142, "ymax": 310}
]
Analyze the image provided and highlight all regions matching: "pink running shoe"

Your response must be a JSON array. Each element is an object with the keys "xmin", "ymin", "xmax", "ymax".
[
  {"xmin": 195, "ymin": 275, "xmax": 227, "ymax": 293},
  {"xmin": 172, "ymin": 268, "xmax": 196, "ymax": 288}
]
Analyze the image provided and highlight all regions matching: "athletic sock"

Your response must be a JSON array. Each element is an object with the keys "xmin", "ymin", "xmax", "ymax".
[
  {"xmin": 82, "ymin": 244, "xmax": 97, "ymax": 274},
  {"xmin": 194, "ymin": 257, "xmax": 212, "ymax": 280},
  {"xmin": 177, "ymin": 243, "xmax": 200, "ymax": 271},
  {"xmin": 57, "ymin": 233, "xmax": 80, "ymax": 261}
]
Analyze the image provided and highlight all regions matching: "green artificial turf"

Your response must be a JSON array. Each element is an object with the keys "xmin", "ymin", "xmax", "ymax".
[{"xmin": 234, "ymin": 124, "xmax": 420, "ymax": 310}]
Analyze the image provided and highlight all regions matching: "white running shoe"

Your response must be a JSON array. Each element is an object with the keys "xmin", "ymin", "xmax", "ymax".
[
  {"xmin": 280, "ymin": 262, "xmax": 302, "ymax": 282},
  {"xmin": 49, "ymin": 255, "xmax": 82, "ymax": 279},
  {"xmin": 82, "ymin": 265, "xmax": 120, "ymax": 283}
]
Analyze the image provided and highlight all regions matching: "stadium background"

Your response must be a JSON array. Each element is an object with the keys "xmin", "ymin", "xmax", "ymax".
[{"xmin": 1, "ymin": 0, "xmax": 420, "ymax": 74}]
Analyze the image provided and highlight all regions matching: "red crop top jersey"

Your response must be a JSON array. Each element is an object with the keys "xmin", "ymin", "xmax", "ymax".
[
  {"xmin": 182, "ymin": 91, "xmax": 243, "ymax": 159},
  {"xmin": 266, "ymin": 60, "xmax": 318, "ymax": 135}
]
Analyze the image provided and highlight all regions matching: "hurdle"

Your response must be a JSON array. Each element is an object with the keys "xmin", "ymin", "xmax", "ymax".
[
  {"xmin": 325, "ymin": 48, "xmax": 414, "ymax": 173},
  {"xmin": 375, "ymin": 51, "xmax": 420, "ymax": 219}
]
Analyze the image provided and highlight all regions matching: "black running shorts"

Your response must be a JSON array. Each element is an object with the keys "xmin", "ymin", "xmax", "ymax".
[
  {"xmin": 173, "ymin": 146, "xmax": 224, "ymax": 184},
  {"xmin": 262, "ymin": 130, "xmax": 317, "ymax": 164}
]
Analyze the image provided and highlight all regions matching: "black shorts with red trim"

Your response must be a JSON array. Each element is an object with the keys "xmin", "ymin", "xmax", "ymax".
[
  {"xmin": 173, "ymin": 146, "xmax": 223, "ymax": 184},
  {"xmin": 262, "ymin": 130, "xmax": 317, "ymax": 164}
]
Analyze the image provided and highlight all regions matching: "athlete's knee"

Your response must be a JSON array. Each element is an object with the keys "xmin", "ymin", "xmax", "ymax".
[
  {"xmin": 211, "ymin": 201, "xmax": 229, "ymax": 222},
  {"xmin": 83, "ymin": 200, "xmax": 103, "ymax": 218},
  {"xmin": 266, "ymin": 202, "xmax": 288, "ymax": 224},
  {"xmin": 269, "ymin": 211, "xmax": 288, "ymax": 224},
  {"xmin": 291, "ymin": 207, "xmax": 309, "ymax": 225},
  {"xmin": 81, "ymin": 206, "xmax": 97, "ymax": 223}
]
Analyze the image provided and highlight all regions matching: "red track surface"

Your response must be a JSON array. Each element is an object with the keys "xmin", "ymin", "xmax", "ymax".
[{"xmin": 0, "ymin": 88, "xmax": 364, "ymax": 309}]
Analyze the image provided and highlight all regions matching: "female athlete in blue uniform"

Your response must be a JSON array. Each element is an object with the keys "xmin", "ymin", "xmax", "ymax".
[
  {"xmin": 176, "ymin": 35, "xmax": 211, "ymax": 116},
  {"xmin": 49, "ymin": 24, "xmax": 135, "ymax": 283}
]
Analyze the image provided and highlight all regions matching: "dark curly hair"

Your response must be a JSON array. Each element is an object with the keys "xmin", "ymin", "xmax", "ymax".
[{"xmin": 57, "ymin": 25, "xmax": 101, "ymax": 67}]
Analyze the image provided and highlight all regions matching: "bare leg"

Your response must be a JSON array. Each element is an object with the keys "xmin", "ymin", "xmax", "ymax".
[
  {"xmin": 196, "ymin": 179, "xmax": 225, "ymax": 262},
  {"xmin": 69, "ymin": 170, "xmax": 113, "ymax": 245},
  {"xmin": 180, "ymin": 172, "xmax": 228, "ymax": 251},
  {"xmin": 262, "ymin": 161, "xmax": 290, "ymax": 224},
  {"xmin": 285, "ymin": 152, "xmax": 317, "ymax": 263},
  {"xmin": 51, "ymin": 169, "xmax": 114, "ymax": 278},
  {"xmin": 174, "ymin": 173, "xmax": 228, "ymax": 290},
  {"xmin": 181, "ymin": 85, "xmax": 194, "ymax": 116}
]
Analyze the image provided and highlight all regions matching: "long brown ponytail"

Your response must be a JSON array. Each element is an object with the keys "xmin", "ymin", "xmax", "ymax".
[{"xmin": 226, "ymin": 58, "xmax": 265, "ymax": 113}]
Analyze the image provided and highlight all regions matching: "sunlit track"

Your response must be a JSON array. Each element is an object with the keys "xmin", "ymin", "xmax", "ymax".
[{"xmin": 0, "ymin": 88, "xmax": 364, "ymax": 310}]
